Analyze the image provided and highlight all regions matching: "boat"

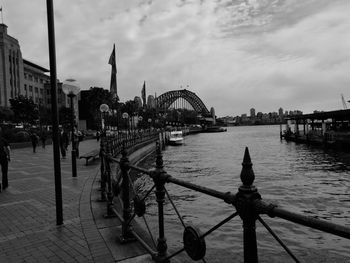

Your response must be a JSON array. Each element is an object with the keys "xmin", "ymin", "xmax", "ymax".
[
  {"xmin": 202, "ymin": 126, "xmax": 227, "ymax": 133},
  {"xmin": 168, "ymin": 131, "xmax": 184, "ymax": 145}
]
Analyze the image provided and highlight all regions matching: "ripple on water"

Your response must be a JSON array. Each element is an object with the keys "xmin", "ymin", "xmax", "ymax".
[{"xmin": 136, "ymin": 126, "xmax": 350, "ymax": 262}]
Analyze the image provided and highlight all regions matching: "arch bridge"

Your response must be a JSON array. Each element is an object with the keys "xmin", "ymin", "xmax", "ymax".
[{"xmin": 156, "ymin": 89, "xmax": 211, "ymax": 116}]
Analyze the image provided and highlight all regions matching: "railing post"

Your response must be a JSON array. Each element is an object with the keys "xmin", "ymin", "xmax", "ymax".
[
  {"xmin": 99, "ymin": 135, "xmax": 107, "ymax": 202},
  {"xmin": 104, "ymin": 153, "xmax": 116, "ymax": 218},
  {"xmin": 120, "ymin": 142, "xmax": 135, "ymax": 242},
  {"xmin": 236, "ymin": 147, "xmax": 261, "ymax": 263},
  {"xmin": 153, "ymin": 142, "xmax": 169, "ymax": 262}
]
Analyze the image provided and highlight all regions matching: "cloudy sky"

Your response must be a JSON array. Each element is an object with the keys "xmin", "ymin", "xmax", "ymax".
[{"xmin": 2, "ymin": 0, "xmax": 350, "ymax": 116}]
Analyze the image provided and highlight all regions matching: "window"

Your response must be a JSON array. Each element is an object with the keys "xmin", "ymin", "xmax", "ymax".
[
  {"xmin": 34, "ymin": 77, "xmax": 38, "ymax": 83},
  {"xmin": 28, "ymin": 75, "xmax": 33, "ymax": 81},
  {"xmin": 40, "ymin": 89, "xmax": 43, "ymax": 95},
  {"xmin": 35, "ymin": 97, "xmax": 38, "ymax": 103},
  {"xmin": 40, "ymin": 79, "xmax": 43, "ymax": 84},
  {"xmin": 47, "ymin": 98, "xmax": 51, "ymax": 104},
  {"xmin": 29, "ymin": 85, "xmax": 33, "ymax": 92},
  {"xmin": 24, "ymin": 84, "xmax": 27, "ymax": 91},
  {"xmin": 24, "ymin": 73, "xmax": 27, "ymax": 79},
  {"xmin": 35, "ymin": 87, "xmax": 38, "ymax": 93},
  {"xmin": 47, "ymin": 89, "xmax": 50, "ymax": 95}
]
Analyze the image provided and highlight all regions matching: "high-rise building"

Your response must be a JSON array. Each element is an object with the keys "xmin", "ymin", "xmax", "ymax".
[
  {"xmin": 250, "ymin": 108, "xmax": 256, "ymax": 118},
  {"xmin": 147, "ymin": 95, "xmax": 155, "ymax": 108},
  {"xmin": 0, "ymin": 23, "xmax": 66, "ymax": 110},
  {"xmin": 0, "ymin": 24, "xmax": 24, "ymax": 107}
]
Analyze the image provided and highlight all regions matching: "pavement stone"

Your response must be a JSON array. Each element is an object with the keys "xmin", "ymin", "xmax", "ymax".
[{"xmin": 0, "ymin": 139, "xmax": 111, "ymax": 263}]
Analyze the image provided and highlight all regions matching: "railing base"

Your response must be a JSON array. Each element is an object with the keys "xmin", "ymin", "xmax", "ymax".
[{"xmin": 119, "ymin": 235, "xmax": 137, "ymax": 244}]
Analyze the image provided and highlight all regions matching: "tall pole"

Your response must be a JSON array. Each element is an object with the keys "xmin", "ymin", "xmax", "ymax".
[
  {"xmin": 69, "ymin": 95, "xmax": 77, "ymax": 178},
  {"xmin": 46, "ymin": 0, "xmax": 63, "ymax": 225}
]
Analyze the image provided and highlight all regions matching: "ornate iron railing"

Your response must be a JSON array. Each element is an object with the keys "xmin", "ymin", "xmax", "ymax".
[{"xmin": 99, "ymin": 138, "xmax": 350, "ymax": 263}]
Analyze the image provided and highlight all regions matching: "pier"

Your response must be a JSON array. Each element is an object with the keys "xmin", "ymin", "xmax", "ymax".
[{"xmin": 280, "ymin": 109, "xmax": 350, "ymax": 150}]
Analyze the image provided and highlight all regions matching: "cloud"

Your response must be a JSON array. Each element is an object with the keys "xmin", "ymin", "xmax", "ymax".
[{"xmin": 2, "ymin": 0, "xmax": 350, "ymax": 116}]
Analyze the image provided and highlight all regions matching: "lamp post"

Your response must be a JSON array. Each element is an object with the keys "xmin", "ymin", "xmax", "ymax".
[
  {"xmin": 113, "ymin": 109, "xmax": 117, "ymax": 131},
  {"xmin": 100, "ymin": 104, "xmax": 109, "ymax": 133},
  {"xmin": 138, "ymin": 116, "xmax": 143, "ymax": 130},
  {"xmin": 148, "ymin": 118, "xmax": 152, "ymax": 130},
  {"xmin": 122, "ymin": 112, "xmax": 129, "ymax": 132},
  {"xmin": 62, "ymin": 79, "xmax": 80, "ymax": 178}
]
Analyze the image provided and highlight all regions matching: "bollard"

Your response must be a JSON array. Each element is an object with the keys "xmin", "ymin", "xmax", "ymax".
[
  {"xmin": 120, "ymin": 142, "xmax": 135, "ymax": 242},
  {"xmin": 152, "ymin": 142, "xmax": 169, "ymax": 262},
  {"xmin": 235, "ymin": 147, "xmax": 261, "ymax": 263}
]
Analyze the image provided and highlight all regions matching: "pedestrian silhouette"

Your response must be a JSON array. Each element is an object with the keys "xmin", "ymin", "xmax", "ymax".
[
  {"xmin": 40, "ymin": 131, "xmax": 47, "ymax": 148},
  {"xmin": 0, "ymin": 127, "xmax": 10, "ymax": 190},
  {"xmin": 60, "ymin": 129, "xmax": 69, "ymax": 159},
  {"xmin": 30, "ymin": 132, "xmax": 39, "ymax": 153}
]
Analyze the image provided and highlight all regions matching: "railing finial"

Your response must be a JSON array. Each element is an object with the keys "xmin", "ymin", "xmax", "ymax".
[{"xmin": 240, "ymin": 147, "xmax": 255, "ymax": 187}]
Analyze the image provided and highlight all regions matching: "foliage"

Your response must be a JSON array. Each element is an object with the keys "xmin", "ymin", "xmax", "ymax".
[
  {"xmin": 0, "ymin": 107, "xmax": 14, "ymax": 122},
  {"xmin": 86, "ymin": 87, "xmax": 114, "ymax": 128},
  {"xmin": 9, "ymin": 95, "xmax": 39, "ymax": 126}
]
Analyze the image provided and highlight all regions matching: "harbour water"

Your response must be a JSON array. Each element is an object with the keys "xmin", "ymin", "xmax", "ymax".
[{"xmin": 134, "ymin": 125, "xmax": 350, "ymax": 262}]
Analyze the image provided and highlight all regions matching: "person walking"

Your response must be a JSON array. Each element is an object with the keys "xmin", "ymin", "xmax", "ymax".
[
  {"xmin": 30, "ymin": 132, "xmax": 39, "ymax": 153},
  {"xmin": 60, "ymin": 129, "xmax": 69, "ymax": 159},
  {"xmin": 0, "ymin": 128, "xmax": 10, "ymax": 190},
  {"xmin": 40, "ymin": 131, "xmax": 47, "ymax": 148}
]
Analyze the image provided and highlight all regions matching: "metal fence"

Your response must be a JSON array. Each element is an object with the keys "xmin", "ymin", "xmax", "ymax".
[{"xmin": 99, "ymin": 137, "xmax": 350, "ymax": 263}]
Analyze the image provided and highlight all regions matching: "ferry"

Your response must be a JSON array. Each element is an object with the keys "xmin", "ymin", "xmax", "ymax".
[{"xmin": 168, "ymin": 131, "xmax": 184, "ymax": 145}]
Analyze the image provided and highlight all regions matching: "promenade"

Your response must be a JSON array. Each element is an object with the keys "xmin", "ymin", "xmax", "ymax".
[{"xmin": 0, "ymin": 139, "xmax": 151, "ymax": 263}]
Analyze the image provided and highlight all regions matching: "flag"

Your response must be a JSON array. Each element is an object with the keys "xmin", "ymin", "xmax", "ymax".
[
  {"xmin": 108, "ymin": 44, "xmax": 118, "ymax": 100},
  {"xmin": 141, "ymin": 81, "xmax": 146, "ymax": 107},
  {"xmin": 0, "ymin": 7, "xmax": 2, "ymax": 12}
]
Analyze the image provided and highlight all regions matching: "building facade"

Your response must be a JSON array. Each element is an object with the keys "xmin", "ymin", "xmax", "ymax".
[{"xmin": 0, "ymin": 23, "xmax": 67, "ymax": 110}]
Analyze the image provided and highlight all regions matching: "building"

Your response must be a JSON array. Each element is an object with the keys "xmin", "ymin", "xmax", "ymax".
[
  {"xmin": 0, "ymin": 24, "xmax": 24, "ymax": 107},
  {"xmin": 134, "ymin": 96, "xmax": 142, "ymax": 109},
  {"xmin": 0, "ymin": 23, "xmax": 66, "ymax": 110},
  {"xmin": 250, "ymin": 108, "xmax": 256, "ymax": 118},
  {"xmin": 147, "ymin": 95, "xmax": 155, "ymax": 108}
]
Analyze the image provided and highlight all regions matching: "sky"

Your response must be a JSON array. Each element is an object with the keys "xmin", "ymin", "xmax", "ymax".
[{"xmin": 1, "ymin": 0, "xmax": 350, "ymax": 116}]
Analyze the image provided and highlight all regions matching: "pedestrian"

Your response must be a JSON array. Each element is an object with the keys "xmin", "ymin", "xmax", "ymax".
[
  {"xmin": 74, "ymin": 128, "xmax": 82, "ymax": 157},
  {"xmin": 60, "ymin": 129, "xmax": 69, "ymax": 159},
  {"xmin": 96, "ymin": 131, "xmax": 100, "ymax": 142},
  {"xmin": 30, "ymin": 132, "xmax": 39, "ymax": 153},
  {"xmin": 40, "ymin": 131, "xmax": 47, "ymax": 148},
  {"xmin": 0, "ymin": 127, "xmax": 10, "ymax": 190}
]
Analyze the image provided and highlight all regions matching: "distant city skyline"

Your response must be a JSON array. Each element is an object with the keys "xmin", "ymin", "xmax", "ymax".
[{"xmin": 1, "ymin": 0, "xmax": 350, "ymax": 116}]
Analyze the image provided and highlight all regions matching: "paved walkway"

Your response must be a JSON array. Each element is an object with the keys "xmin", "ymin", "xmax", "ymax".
[{"xmin": 0, "ymin": 139, "xmax": 150, "ymax": 263}]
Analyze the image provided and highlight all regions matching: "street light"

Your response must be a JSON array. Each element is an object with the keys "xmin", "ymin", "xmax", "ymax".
[
  {"xmin": 100, "ymin": 104, "xmax": 109, "ymax": 132},
  {"xmin": 138, "ymin": 116, "xmax": 143, "ymax": 129},
  {"xmin": 62, "ymin": 79, "xmax": 80, "ymax": 178},
  {"xmin": 113, "ymin": 109, "xmax": 117, "ymax": 131},
  {"xmin": 122, "ymin": 112, "xmax": 129, "ymax": 132}
]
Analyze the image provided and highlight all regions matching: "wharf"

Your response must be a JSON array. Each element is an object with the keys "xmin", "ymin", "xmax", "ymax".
[{"xmin": 0, "ymin": 139, "xmax": 152, "ymax": 263}]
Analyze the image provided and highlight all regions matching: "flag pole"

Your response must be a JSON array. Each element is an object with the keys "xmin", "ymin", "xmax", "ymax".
[{"xmin": 1, "ymin": 7, "xmax": 4, "ymax": 24}]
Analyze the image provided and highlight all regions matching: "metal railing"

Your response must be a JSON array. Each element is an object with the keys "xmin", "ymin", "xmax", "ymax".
[{"xmin": 99, "ymin": 138, "xmax": 350, "ymax": 263}]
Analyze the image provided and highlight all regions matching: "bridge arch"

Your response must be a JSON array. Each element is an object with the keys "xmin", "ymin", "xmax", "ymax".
[{"xmin": 156, "ymin": 89, "xmax": 210, "ymax": 115}]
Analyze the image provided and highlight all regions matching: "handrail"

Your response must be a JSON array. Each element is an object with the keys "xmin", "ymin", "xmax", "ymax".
[{"xmin": 99, "ymin": 136, "xmax": 350, "ymax": 263}]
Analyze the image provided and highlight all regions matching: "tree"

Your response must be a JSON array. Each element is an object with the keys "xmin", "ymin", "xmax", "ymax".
[
  {"xmin": 86, "ymin": 87, "xmax": 113, "ymax": 128},
  {"xmin": 9, "ymin": 95, "xmax": 39, "ymax": 126}
]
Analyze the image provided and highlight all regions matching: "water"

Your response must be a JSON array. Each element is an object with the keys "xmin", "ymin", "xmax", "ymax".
[{"xmin": 133, "ymin": 125, "xmax": 350, "ymax": 262}]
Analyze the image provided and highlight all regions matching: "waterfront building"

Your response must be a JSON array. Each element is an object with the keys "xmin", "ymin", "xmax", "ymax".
[
  {"xmin": 0, "ymin": 23, "xmax": 66, "ymax": 111},
  {"xmin": 0, "ymin": 23, "xmax": 24, "ymax": 107}
]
